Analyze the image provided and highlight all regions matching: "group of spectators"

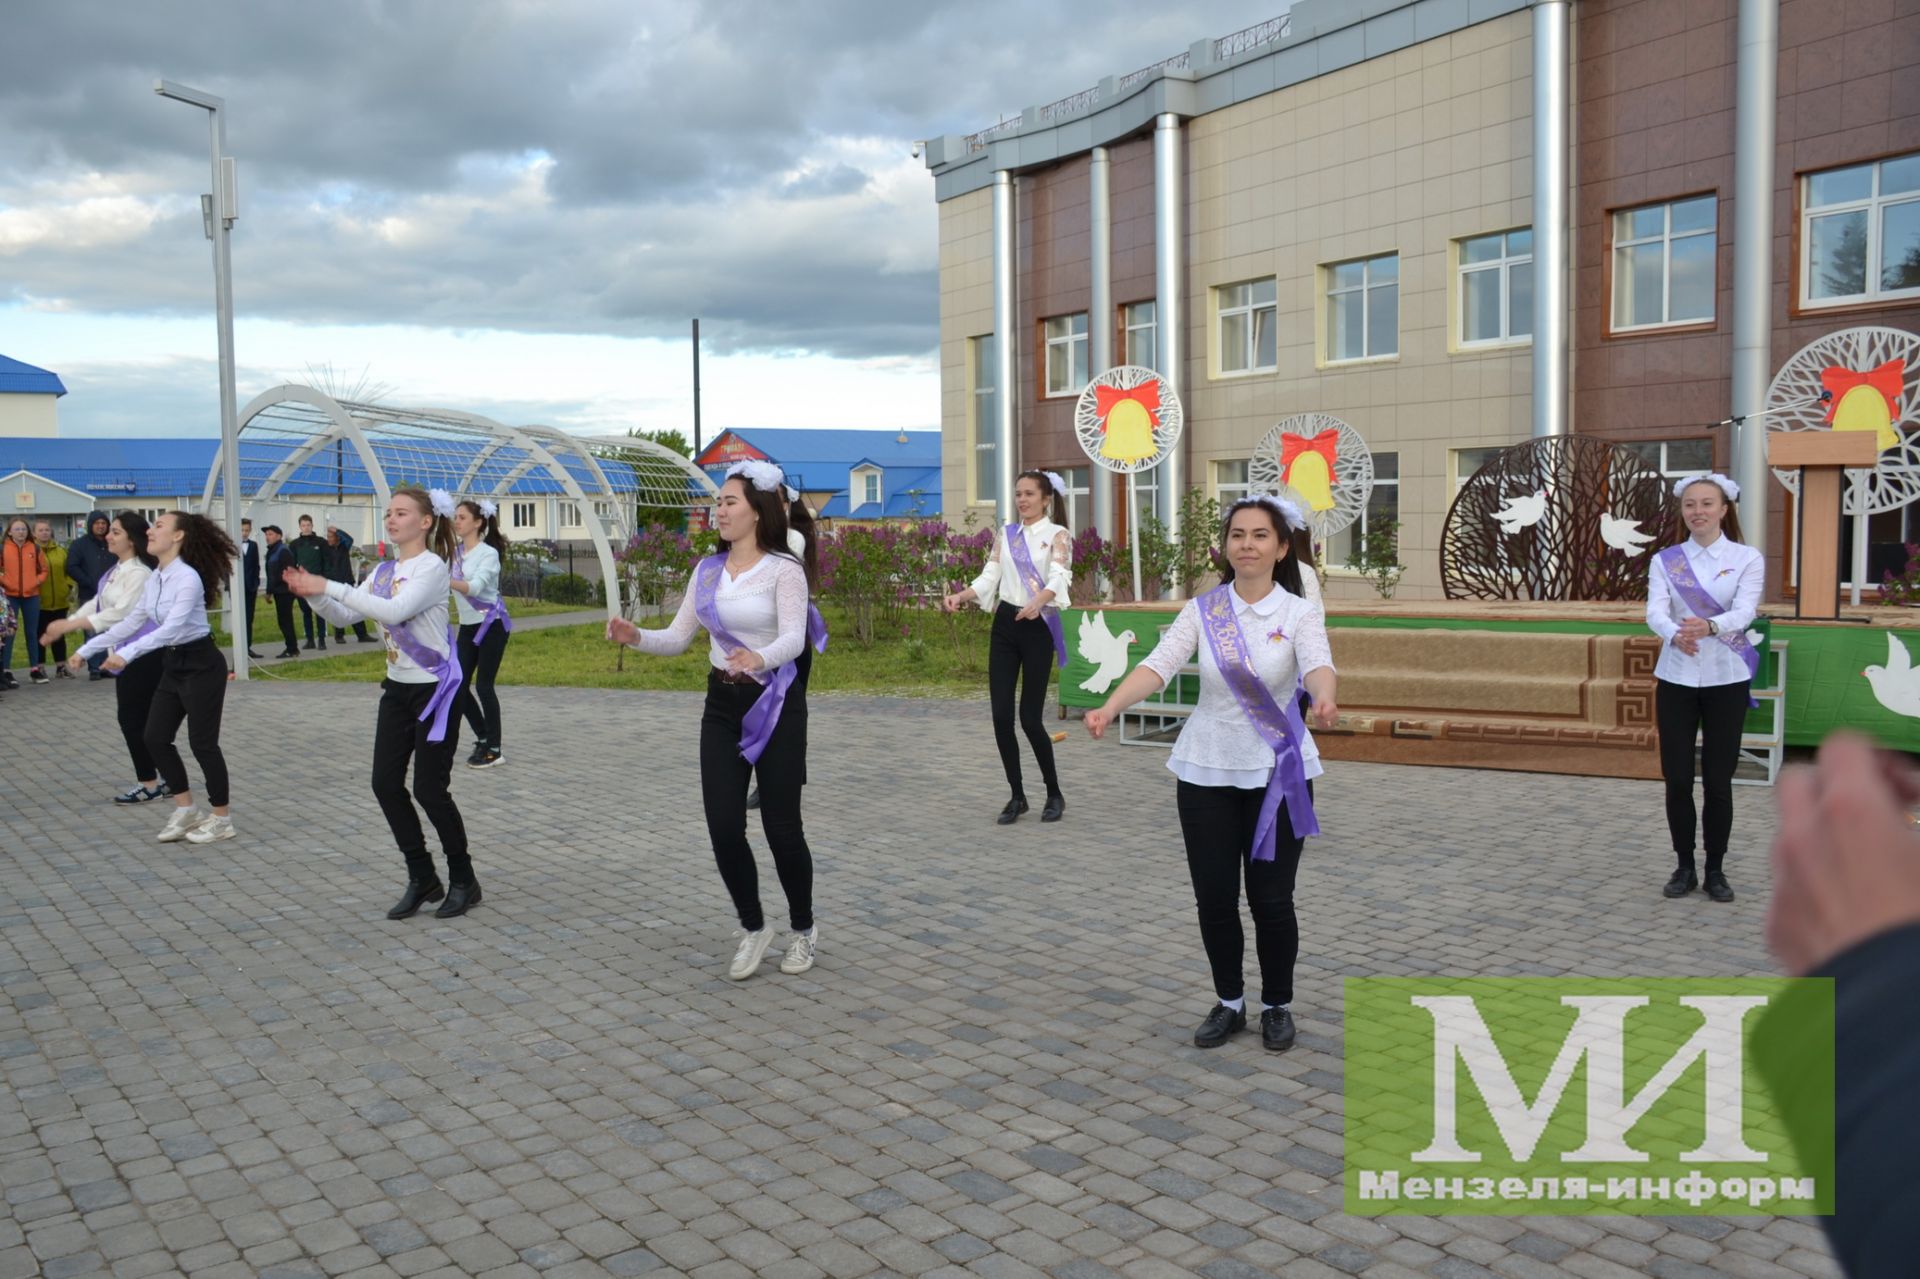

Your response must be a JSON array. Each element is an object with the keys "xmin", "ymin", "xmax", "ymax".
[{"xmin": 247, "ymin": 513, "xmax": 378, "ymax": 658}]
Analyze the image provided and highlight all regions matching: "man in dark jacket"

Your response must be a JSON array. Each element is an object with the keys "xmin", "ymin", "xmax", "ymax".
[
  {"xmin": 261, "ymin": 526, "xmax": 301, "ymax": 659},
  {"xmin": 322, "ymin": 524, "xmax": 374, "ymax": 643},
  {"xmin": 66, "ymin": 510, "xmax": 115, "ymax": 673},
  {"xmin": 288, "ymin": 515, "xmax": 328, "ymax": 649},
  {"xmin": 239, "ymin": 518, "xmax": 262, "ymax": 660}
]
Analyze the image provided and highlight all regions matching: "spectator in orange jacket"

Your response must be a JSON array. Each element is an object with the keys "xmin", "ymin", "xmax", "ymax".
[{"xmin": 2, "ymin": 516, "xmax": 51, "ymax": 686}]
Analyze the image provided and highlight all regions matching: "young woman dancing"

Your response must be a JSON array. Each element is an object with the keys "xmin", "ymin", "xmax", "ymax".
[
  {"xmin": 74, "ymin": 512, "xmax": 239, "ymax": 844},
  {"xmin": 608, "ymin": 461, "xmax": 826, "ymax": 980},
  {"xmin": 942, "ymin": 470, "xmax": 1073, "ymax": 824},
  {"xmin": 1085, "ymin": 495, "xmax": 1338, "ymax": 1052},
  {"xmin": 47, "ymin": 513, "xmax": 161, "ymax": 801},
  {"xmin": 451, "ymin": 498, "xmax": 512, "ymax": 769},
  {"xmin": 1646, "ymin": 473, "xmax": 1764, "ymax": 903},
  {"xmin": 286, "ymin": 488, "xmax": 478, "ymax": 919}
]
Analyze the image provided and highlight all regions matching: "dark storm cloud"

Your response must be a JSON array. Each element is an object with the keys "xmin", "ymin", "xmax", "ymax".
[{"xmin": 0, "ymin": 0, "xmax": 1286, "ymax": 358}]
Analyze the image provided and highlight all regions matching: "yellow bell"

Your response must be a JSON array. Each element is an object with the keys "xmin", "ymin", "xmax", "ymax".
[
  {"xmin": 1286, "ymin": 450, "xmax": 1336, "ymax": 512},
  {"xmin": 1101, "ymin": 398, "xmax": 1157, "ymax": 464},
  {"xmin": 1831, "ymin": 384, "xmax": 1900, "ymax": 454}
]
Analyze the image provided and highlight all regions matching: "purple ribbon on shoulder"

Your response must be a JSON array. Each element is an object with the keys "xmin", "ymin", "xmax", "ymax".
[
  {"xmin": 369, "ymin": 561, "xmax": 463, "ymax": 741},
  {"xmin": 452, "ymin": 544, "xmax": 514, "ymax": 642},
  {"xmin": 692, "ymin": 553, "xmax": 821, "ymax": 765},
  {"xmin": 1197, "ymin": 583, "xmax": 1319, "ymax": 860},
  {"xmin": 1657, "ymin": 544, "xmax": 1759, "ymax": 708},
  {"xmin": 1004, "ymin": 523, "xmax": 1067, "ymax": 668}
]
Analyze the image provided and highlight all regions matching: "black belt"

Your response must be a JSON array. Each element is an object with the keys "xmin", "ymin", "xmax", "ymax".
[{"xmin": 711, "ymin": 668, "xmax": 758, "ymax": 685}]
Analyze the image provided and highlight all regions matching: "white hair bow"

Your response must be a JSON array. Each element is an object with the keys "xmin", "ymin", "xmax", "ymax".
[
  {"xmin": 1674, "ymin": 472, "xmax": 1740, "ymax": 502},
  {"xmin": 427, "ymin": 487, "xmax": 457, "ymax": 518},
  {"xmin": 477, "ymin": 499, "xmax": 497, "ymax": 519},
  {"xmin": 1040, "ymin": 470, "xmax": 1067, "ymax": 497},
  {"xmin": 1250, "ymin": 493, "xmax": 1307, "ymax": 531},
  {"xmin": 725, "ymin": 460, "xmax": 787, "ymax": 494}
]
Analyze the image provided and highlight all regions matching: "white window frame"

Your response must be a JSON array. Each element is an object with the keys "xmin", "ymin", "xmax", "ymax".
[
  {"xmin": 1326, "ymin": 254, "xmax": 1399, "ymax": 363},
  {"xmin": 1122, "ymin": 301, "xmax": 1158, "ymax": 371},
  {"xmin": 1061, "ymin": 465, "xmax": 1092, "ymax": 532},
  {"xmin": 1217, "ymin": 278, "xmax": 1278, "ymax": 375},
  {"xmin": 1326, "ymin": 452, "xmax": 1399, "ymax": 570},
  {"xmin": 1610, "ymin": 196, "xmax": 1717, "ymax": 332},
  {"xmin": 971, "ymin": 335, "xmax": 997, "ymax": 505},
  {"xmin": 861, "ymin": 471, "xmax": 881, "ymax": 507},
  {"xmin": 1043, "ymin": 312, "xmax": 1089, "ymax": 398},
  {"xmin": 1458, "ymin": 231, "xmax": 1533, "ymax": 348},
  {"xmin": 1451, "ymin": 446, "xmax": 1509, "ymax": 496},
  {"xmin": 559, "ymin": 500, "xmax": 583, "ymax": 529},
  {"xmin": 1626, "ymin": 439, "xmax": 1714, "ymax": 483},
  {"xmin": 511, "ymin": 501, "xmax": 537, "ymax": 530},
  {"xmin": 1799, "ymin": 153, "xmax": 1920, "ymax": 309},
  {"xmin": 1214, "ymin": 459, "xmax": 1254, "ymax": 504}
]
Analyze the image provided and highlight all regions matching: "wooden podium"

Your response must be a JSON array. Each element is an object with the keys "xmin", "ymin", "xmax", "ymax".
[{"xmin": 1769, "ymin": 431, "xmax": 1880, "ymax": 620}]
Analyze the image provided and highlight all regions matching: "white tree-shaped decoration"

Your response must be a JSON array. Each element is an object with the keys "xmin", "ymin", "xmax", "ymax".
[
  {"xmin": 1073, "ymin": 365, "xmax": 1185, "ymax": 599},
  {"xmin": 1764, "ymin": 325, "xmax": 1920, "ymax": 602},
  {"xmin": 1249, "ymin": 413, "xmax": 1374, "ymax": 542}
]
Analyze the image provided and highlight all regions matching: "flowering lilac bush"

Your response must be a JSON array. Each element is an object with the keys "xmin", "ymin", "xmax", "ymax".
[{"xmin": 616, "ymin": 524, "xmax": 718, "ymax": 610}]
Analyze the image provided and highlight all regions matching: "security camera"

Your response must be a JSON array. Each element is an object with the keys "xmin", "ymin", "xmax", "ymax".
[{"xmin": 910, "ymin": 142, "xmax": 923, "ymax": 159}]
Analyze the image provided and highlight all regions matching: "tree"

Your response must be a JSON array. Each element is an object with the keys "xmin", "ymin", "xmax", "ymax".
[{"xmin": 627, "ymin": 427, "xmax": 692, "ymax": 459}]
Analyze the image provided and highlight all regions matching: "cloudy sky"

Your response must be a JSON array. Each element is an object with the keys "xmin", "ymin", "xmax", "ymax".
[{"xmin": 0, "ymin": 0, "xmax": 1284, "ymax": 440}]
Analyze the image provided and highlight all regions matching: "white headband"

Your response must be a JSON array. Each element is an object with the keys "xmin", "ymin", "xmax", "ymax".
[
  {"xmin": 1241, "ymin": 493, "xmax": 1307, "ymax": 532},
  {"xmin": 1040, "ymin": 470, "xmax": 1067, "ymax": 498},
  {"xmin": 427, "ymin": 487, "xmax": 457, "ymax": 518},
  {"xmin": 1674, "ymin": 472, "xmax": 1740, "ymax": 502},
  {"xmin": 725, "ymin": 460, "xmax": 788, "ymax": 495}
]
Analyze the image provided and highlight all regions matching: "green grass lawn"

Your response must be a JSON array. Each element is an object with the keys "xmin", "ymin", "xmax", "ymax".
[{"xmin": 266, "ymin": 603, "xmax": 1044, "ymax": 698}]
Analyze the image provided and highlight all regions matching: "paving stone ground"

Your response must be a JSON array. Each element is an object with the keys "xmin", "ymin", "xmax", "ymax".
[{"xmin": 0, "ymin": 676, "xmax": 1836, "ymax": 1279}]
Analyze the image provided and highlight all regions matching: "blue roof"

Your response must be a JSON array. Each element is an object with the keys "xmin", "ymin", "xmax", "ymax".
[
  {"xmin": 699, "ymin": 428, "xmax": 940, "ymax": 495},
  {"xmin": 0, "ymin": 355, "xmax": 67, "ymax": 397},
  {"xmin": 816, "ymin": 467, "xmax": 943, "ymax": 520}
]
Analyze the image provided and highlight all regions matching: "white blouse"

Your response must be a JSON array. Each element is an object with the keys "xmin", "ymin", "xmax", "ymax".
[
  {"xmin": 1645, "ymin": 535, "xmax": 1765, "ymax": 688},
  {"xmin": 73, "ymin": 559, "xmax": 154, "ymax": 639},
  {"xmin": 626, "ymin": 554, "xmax": 810, "ymax": 672},
  {"xmin": 307, "ymin": 550, "xmax": 450, "ymax": 684},
  {"xmin": 969, "ymin": 520, "xmax": 1073, "ymax": 610},
  {"xmin": 77, "ymin": 559, "xmax": 210, "ymax": 664},
  {"xmin": 1138, "ymin": 583, "xmax": 1335, "ymax": 789},
  {"xmin": 452, "ymin": 541, "xmax": 502, "ymax": 625}
]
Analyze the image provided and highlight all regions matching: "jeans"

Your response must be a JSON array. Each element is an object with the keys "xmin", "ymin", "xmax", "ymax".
[{"xmin": 2, "ymin": 594, "xmax": 41, "ymax": 670}]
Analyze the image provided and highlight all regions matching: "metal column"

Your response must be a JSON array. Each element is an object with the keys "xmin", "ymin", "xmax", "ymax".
[
  {"xmin": 992, "ymin": 170, "xmax": 1019, "ymax": 527},
  {"xmin": 1089, "ymin": 146, "xmax": 1116, "ymax": 558},
  {"xmin": 1530, "ymin": 0, "xmax": 1571, "ymax": 439},
  {"xmin": 1731, "ymin": 0, "xmax": 1779, "ymax": 581},
  {"xmin": 1154, "ymin": 114, "xmax": 1188, "ymax": 597}
]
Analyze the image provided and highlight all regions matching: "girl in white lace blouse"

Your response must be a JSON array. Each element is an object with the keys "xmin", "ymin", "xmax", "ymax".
[
  {"xmin": 942, "ymin": 470, "xmax": 1074, "ymax": 825},
  {"xmin": 1085, "ymin": 496, "xmax": 1338, "ymax": 1055},
  {"xmin": 609, "ymin": 462, "xmax": 825, "ymax": 982}
]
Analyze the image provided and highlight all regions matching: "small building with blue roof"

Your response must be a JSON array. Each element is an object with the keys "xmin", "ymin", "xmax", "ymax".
[
  {"xmin": 0, "ymin": 354, "xmax": 67, "ymax": 439},
  {"xmin": 693, "ymin": 427, "xmax": 941, "ymax": 524}
]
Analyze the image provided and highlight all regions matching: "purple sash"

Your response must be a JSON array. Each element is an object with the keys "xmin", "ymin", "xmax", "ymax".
[
  {"xmin": 693, "ymin": 553, "xmax": 823, "ymax": 765},
  {"xmin": 1197, "ymin": 583, "xmax": 1319, "ymax": 859},
  {"xmin": 1657, "ymin": 544, "xmax": 1760, "ymax": 708},
  {"xmin": 369, "ymin": 560, "xmax": 463, "ymax": 741},
  {"xmin": 1004, "ymin": 523, "xmax": 1067, "ymax": 668},
  {"xmin": 452, "ymin": 544, "xmax": 513, "ymax": 642}
]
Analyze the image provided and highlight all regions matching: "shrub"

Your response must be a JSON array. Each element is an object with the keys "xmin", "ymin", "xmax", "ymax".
[{"xmin": 541, "ymin": 572, "xmax": 597, "ymax": 606}]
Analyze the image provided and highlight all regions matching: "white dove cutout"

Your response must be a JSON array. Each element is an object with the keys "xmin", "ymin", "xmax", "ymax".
[
  {"xmin": 1599, "ymin": 511, "xmax": 1658, "ymax": 556},
  {"xmin": 1077, "ymin": 610, "xmax": 1138, "ymax": 695},
  {"xmin": 1864, "ymin": 632, "xmax": 1920, "ymax": 718},
  {"xmin": 1491, "ymin": 490, "xmax": 1549, "ymax": 536}
]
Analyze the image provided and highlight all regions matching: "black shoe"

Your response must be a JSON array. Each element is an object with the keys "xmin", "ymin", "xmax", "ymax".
[
  {"xmin": 28, "ymin": 667, "xmax": 49, "ymax": 685},
  {"xmin": 89, "ymin": 670, "xmax": 107, "ymax": 681},
  {"xmin": 358, "ymin": 634, "xmax": 379, "ymax": 644},
  {"xmin": 1662, "ymin": 868, "xmax": 1698, "ymax": 898},
  {"xmin": 466, "ymin": 742, "xmax": 491, "ymax": 767},
  {"xmin": 746, "ymin": 787, "xmax": 760, "ymax": 810},
  {"xmin": 1041, "ymin": 793, "xmax": 1065, "ymax": 822},
  {"xmin": 246, "ymin": 649, "xmax": 263, "ymax": 659},
  {"xmin": 434, "ymin": 881, "xmax": 482, "ymax": 918},
  {"xmin": 302, "ymin": 640, "xmax": 313, "ymax": 650},
  {"xmin": 996, "ymin": 797, "xmax": 1029, "ymax": 826},
  {"xmin": 387, "ymin": 879, "xmax": 445, "ymax": 920},
  {"xmin": 114, "ymin": 784, "xmax": 164, "ymax": 804},
  {"xmin": 1704, "ymin": 871, "xmax": 1735, "ymax": 903},
  {"xmin": 1193, "ymin": 1003, "xmax": 1246, "ymax": 1049},
  {"xmin": 0, "ymin": 672, "xmax": 17, "ymax": 690},
  {"xmin": 277, "ymin": 648, "xmax": 299, "ymax": 659},
  {"xmin": 317, "ymin": 637, "xmax": 327, "ymax": 651},
  {"xmin": 1261, "ymin": 1007, "xmax": 1297, "ymax": 1052}
]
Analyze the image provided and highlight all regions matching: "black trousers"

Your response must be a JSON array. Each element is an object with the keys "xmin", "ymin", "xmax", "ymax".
[
  {"xmin": 456, "ymin": 622, "xmax": 509, "ymax": 748},
  {"xmin": 144, "ymin": 637, "xmax": 230, "ymax": 807},
  {"xmin": 1656, "ymin": 677, "xmax": 1750, "ymax": 871},
  {"xmin": 116, "ymin": 650, "xmax": 164, "ymax": 782},
  {"xmin": 297, "ymin": 598, "xmax": 317, "ymax": 642},
  {"xmin": 701, "ymin": 664, "xmax": 812, "ymax": 933},
  {"xmin": 1176, "ymin": 780, "xmax": 1306, "ymax": 1008},
  {"xmin": 271, "ymin": 594, "xmax": 299, "ymax": 652},
  {"xmin": 42, "ymin": 608, "xmax": 68, "ymax": 663},
  {"xmin": 243, "ymin": 594, "xmax": 257, "ymax": 646},
  {"xmin": 372, "ymin": 679, "xmax": 470, "ymax": 884},
  {"xmin": 330, "ymin": 594, "xmax": 372, "ymax": 643},
  {"xmin": 988, "ymin": 602, "xmax": 1061, "ymax": 799}
]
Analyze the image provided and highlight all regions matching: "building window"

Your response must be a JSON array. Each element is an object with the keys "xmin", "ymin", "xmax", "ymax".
[
  {"xmin": 1801, "ymin": 153, "xmax": 1920, "ymax": 308},
  {"xmin": 594, "ymin": 500, "xmax": 615, "ymax": 521},
  {"xmin": 1611, "ymin": 195, "xmax": 1716, "ymax": 331},
  {"xmin": 1325, "ymin": 452, "xmax": 1399, "ymax": 566},
  {"xmin": 559, "ymin": 500, "xmax": 583, "ymax": 529},
  {"xmin": 1626, "ymin": 438, "xmax": 1714, "ymax": 481},
  {"xmin": 511, "ymin": 501, "xmax": 536, "ymax": 530},
  {"xmin": 1043, "ymin": 313, "xmax": 1089, "ymax": 397},
  {"xmin": 1452, "ymin": 446, "xmax": 1508, "ymax": 495},
  {"xmin": 1218, "ymin": 278, "xmax": 1277, "ymax": 374},
  {"xmin": 1327, "ymin": 254, "xmax": 1399, "ymax": 362},
  {"xmin": 1459, "ymin": 231, "xmax": 1533, "ymax": 346},
  {"xmin": 1060, "ymin": 465, "xmax": 1091, "ymax": 531},
  {"xmin": 1215, "ymin": 459, "xmax": 1253, "ymax": 504},
  {"xmin": 1132, "ymin": 465, "xmax": 1161, "ymax": 526},
  {"xmin": 1122, "ymin": 301, "xmax": 1158, "ymax": 371},
  {"xmin": 138, "ymin": 508, "xmax": 169, "ymax": 527},
  {"xmin": 862, "ymin": 472, "xmax": 880, "ymax": 507},
  {"xmin": 970, "ymin": 336, "xmax": 997, "ymax": 505}
]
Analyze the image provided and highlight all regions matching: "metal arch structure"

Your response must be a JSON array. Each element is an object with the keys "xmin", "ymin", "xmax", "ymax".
[{"xmin": 202, "ymin": 385, "xmax": 716, "ymax": 622}]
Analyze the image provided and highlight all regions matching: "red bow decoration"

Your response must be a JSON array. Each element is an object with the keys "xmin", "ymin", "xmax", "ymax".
[
  {"xmin": 1821, "ymin": 359, "xmax": 1904, "ymax": 422},
  {"xmin": 1280, "ymin": 429, "xmax": 1340, "ymax": 483},
  {"xmin": 1093, "ymin": 381, "xmax": 1161, "ymax": 430}
]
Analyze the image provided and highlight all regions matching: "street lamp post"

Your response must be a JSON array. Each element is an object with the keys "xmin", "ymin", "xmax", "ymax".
[{"xmin": 155, "ymin": 78, "xmax": 248, "ymax": 680}]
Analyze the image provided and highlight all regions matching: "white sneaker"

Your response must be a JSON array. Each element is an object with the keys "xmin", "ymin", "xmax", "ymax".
[
  {"xmin": 779, "ymin": 928, "xmax": 817, "ymax": 975},
  {"xmin": 727, "ymin": 927, "xmax": 774, "ymax": 981},
  {"xmin": 185, "ymin": 815, "xmax": 236, "ymax": 844},
  {"xmin": 156, "ymin": 808, "xmax": 205, "ymax": 843}
]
